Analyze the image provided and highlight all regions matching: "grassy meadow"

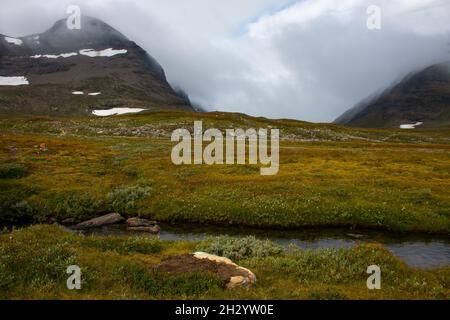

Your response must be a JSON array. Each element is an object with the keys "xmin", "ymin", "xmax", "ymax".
[
  {"xmin": 0, "ymin": 111, "xmax": 449, "ymax": 300},
  {"xmin": 1, "ymin": 111, "xmax": 449, "ymax": 233},
  {"xmin": 0, "ymin": 225, "xmax": 448, "ymax": 300}
]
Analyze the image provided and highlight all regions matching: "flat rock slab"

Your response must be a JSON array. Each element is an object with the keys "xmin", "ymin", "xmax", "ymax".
[
  {"xmin": 73, "ymin": 213, "xmax": 125, "ymax": 229},
  {"xmin": 126, "ymin": 217, "xmax": 158, "ymax": 228},
  {"xmin": 127, "ymin": 226, "xmax": 161, "ymax": 234},
  {"xmin": 155, "ymin": 252, "xmax": 256, "ymax": 289}
]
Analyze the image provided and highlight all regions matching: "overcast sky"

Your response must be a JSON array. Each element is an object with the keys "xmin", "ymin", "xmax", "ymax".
[{"xmin": 1, "ymin": 0, "xmax": 449, "ymax": 122}]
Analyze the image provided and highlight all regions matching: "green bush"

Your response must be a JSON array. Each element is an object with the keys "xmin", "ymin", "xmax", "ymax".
[
  {"xmin": 114, "ymin": 262, "xmax": 222, "ymax": 296},
  {"xmin": 309, "ymin": 288, "xmax": 348, "ymax": 300},
  {"xmin": 247, "ymin": 244, "xmax": 413, "ymax": 286},
  {"xmin": 107, "ymin": 185, "xmax": 151, "ymax": 214},
  {"xmin": 0, "ymin": 181, "xmax": 38, "ymax": 225},
  {"xmin": 0, "ymin": 163, "xmax": 27, "ymax": 179},
  {"xmin": 0, "ymin": 199, "xmax": 36, "ymax": 225},
  {"xmin": 0, "ymin": 226, "xmax": 77, "ymax": 290},
  {"xmin": 52, "ymin": 191, "xmax": 102, "ymax": 221},
  {"xmin": 82, "ymin": 236, "xmax": 164, "ymax": 255},
  {"xmin": 122, "ymin": 166, "xmax": 139, "ymax": 178},
  {"xmin": 197, "ymin": 236, "xmax": 284, "ymax": 261}
]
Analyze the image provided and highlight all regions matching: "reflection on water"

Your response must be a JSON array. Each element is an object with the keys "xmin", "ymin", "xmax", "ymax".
[{"xmin": 81, "ymin": 224, "xmax": 450, "ymax": 270}]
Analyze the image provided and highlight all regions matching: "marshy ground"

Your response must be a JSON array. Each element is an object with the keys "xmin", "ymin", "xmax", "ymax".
[{"xmin": 0, "ymin": 111, "xmax": 449, "ymax": 299}]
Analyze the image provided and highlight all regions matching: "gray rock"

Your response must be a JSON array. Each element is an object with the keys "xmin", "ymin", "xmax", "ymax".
[
  {"xmin": 127, "ymin": 225, "xmax": 161, "ymax": 234},
  {"xmin": 61, "ymin": 218, "xmax": 76, "ymax": 225},
  {"xmin": 126, "ymin": 217, "xmax": 158, "ymax": 228},
  {"xmin": 73, "ymin": 213, "xmax": 124, "ymax": 229}
]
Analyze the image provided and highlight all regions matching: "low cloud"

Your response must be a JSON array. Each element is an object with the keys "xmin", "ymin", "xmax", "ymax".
[{"xmin": 1, "ymin": 0, "xmax": 449, "ymax": 122}]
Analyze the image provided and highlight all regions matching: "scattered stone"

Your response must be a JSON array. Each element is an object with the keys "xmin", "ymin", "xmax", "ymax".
[
  {"xmin": 8, "ymin": 146, "xmax": 17, "ymax": 155},
  {"xmin": 39, "ymin": 143, "xmax": 48, "ymax": 152},
  {"xmin": 72, "ymin": 213, "xmax": 124, "ymax": 229},
  {"xmin": 156, "ymin": 252, "xmax": 256, "ymax": 289}
]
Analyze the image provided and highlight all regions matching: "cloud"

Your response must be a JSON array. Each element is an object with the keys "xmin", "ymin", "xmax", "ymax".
[{"xmin": 0, "ymin": 0, "xmax": 449, "ymax": 122}]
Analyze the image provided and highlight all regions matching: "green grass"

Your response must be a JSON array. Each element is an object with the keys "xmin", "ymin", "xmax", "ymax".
[
  {"xmin": 0, "ymin": 111, "xmax": 449, "ymax": 232},
  {"xmin": 0, "ymin": 225, "xmax": 448, "ymax": 299}
]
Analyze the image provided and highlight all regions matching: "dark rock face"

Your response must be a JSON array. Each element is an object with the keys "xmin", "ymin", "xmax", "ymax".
[
  {"xmin": 0, "ymin": 17, "xmax": 193, "ymax": 115},
  {"xmin": 335, "ymin": 61, "xmax": 450, "ymax": 128}
]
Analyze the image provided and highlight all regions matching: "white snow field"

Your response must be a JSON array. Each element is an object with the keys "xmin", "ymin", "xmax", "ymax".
[
  {"xmin": 79, "ymin": 48, "xmax": 127, "ymax": 57},
  {"xmin": 30, "ymin": 48, "xmax": 127, "ymax": 59},
  {"xmin": 0, "ymin": 76, "xmax": 29, "ymax": 86},
  {"xmin": 31, "ymin": 52, "xmax": 78, "ymax": 59},
  {"xmin": 400, "ymin": 122, "xmax": 424, "ymax": 129},
  {"xmin": 4, "ymin": 36, "xmax": 23, "ymax": 45},
  {"xmin": 92, "ymin": 108, "xmax": 146, "ymax": 116}
]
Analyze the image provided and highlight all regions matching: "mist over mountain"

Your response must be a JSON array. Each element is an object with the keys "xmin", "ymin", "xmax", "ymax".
[
  {"xmin": 1, "ymin": 0, "xmax": 449, "ymax": 122},
  {"xmin": 335, "ymin": 61, "xmax": 450, "ymax": 128},
  {"xmin": 0, "ymin": 16, "xmax": 192, "ymax": 116}
]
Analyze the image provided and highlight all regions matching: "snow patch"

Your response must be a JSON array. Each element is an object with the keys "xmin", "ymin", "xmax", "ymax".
[
  {"xmin": 30, "ymin": 48, "xmax": 127, "ymax": 59},
  {"xmin": 0, "ymin": 76, "xmax": 29, "ymax": 86},
  {"xmin": 92, "ymin": 108, "xmax": 146, "ymax": 117},
  {"xmin": 31, "ymin": 52, "xmax": 78, "ymax": 59},
  {"xmin": 400, "ymin": 122, "xmax": 423, "ymax": 129},
  {"xmin": 72, "ymin": 91, "xmax": 102, "ymax": 96},
  {"xmin": 79, "ymin": 48, "xmax": 127, "ymax": 58},
  {"xmin": 4, "ymin": 36, "xmax": 22, "ymax": 46}
]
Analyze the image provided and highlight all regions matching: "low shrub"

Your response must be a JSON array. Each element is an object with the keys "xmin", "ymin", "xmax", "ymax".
[
  {"xmin": 0, "ymin": 226, "xmax": 77, "ymax": 290},
  {"xmin": 0, "ymin": 163, "xmax": 27, "ymax": 179},
  {"xmin": 114, "ymin": 262, "xmax": 222, "ymax": 296},
  {"xmin": 52, "ymin": 191, "xmax": 102, "ymax": 221},
  {"xmin": 107, "ymin": 185, "xmax": 151, "ymax": 214},
  {"xmin": 309, "ymin": 288, "xmax": 348, "ymax": 300},
  {"xmin": 82, "ymin": 236, "xmax": 164, "ymax": 255},
  {"xmin": 197, "ymin": 236, "xmax": 284, "ymax": 261}
]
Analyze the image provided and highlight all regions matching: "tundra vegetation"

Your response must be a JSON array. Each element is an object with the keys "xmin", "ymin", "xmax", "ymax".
[
  {"xmin": 0, "ymin": 111, "xmax": 449, "ymax": 299},
  {"xmin": 0, "ymin": 225, "xmax": 448, "ymax": 299}
]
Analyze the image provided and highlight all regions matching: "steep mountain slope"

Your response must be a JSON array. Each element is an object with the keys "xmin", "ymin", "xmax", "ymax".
[
  {"xmin": 335, "ymin": 61, "xmax": 450, "ymax": 128},
  {"xmin": 0, "ymin": 17, "xmax": 192, "ymax": 115}
]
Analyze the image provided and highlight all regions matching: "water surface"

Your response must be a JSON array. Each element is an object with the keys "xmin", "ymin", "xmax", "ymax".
[{"xmin": 83, "ymin": 223, "xmax": 450, "ymax": 270}]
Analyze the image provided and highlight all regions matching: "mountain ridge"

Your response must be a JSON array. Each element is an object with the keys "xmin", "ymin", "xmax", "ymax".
[
  {"xmin": 335, "ymin": 61, "xmax": 450, "ymax": 128},
  {"xmin": 0, "ymin": 16, "xmax": 192, "ymax": 116}
]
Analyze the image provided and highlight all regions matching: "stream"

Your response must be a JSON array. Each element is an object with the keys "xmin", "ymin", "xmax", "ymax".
[{"xmin": 82, "ymin": 223, "xmax": 450, "ymax": 270}]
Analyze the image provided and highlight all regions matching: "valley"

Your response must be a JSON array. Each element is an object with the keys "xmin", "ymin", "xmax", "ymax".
[
  {"xmin": 0, "ymin": 10, "xmax": 449, "ymax": 302},
  {"xmin": 1, "ymin": 111, "xmax": 449, "ymax": 299}
]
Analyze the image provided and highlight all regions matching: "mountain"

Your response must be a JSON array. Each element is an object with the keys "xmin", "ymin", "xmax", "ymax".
[
  {"xmin": 0, "ymin": 17, "xmax": 192, "ymax": 115},
  {"xmin": 335, "ymin": 61, "xmax": 450, "ymax": 128}
]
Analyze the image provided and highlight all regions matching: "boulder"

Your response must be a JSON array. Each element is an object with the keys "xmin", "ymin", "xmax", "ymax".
[
  {"xmin": 127, "ymin": 225, "xmax": 161, "ymax": 234},
  {"xmin": 73, "ymin": 213, "xmax": 124, "ymax": 229},
  {"xmin": 126, "ymin": 217, "xmax": 160, "ymax": 233},
  {"xmin": 156, "ymin": 252, "xmax": 256, "ymax": 289},
  {"xmin": 126, "ymin": 217, "xmax": 158, "ymax": 228}
]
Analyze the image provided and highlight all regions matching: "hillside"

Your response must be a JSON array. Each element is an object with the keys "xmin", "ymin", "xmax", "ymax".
[
  {"xmin": 0, "ymin": 17, "xmax": 192, "ymax": 116},
  {"xmin": 1, "ymin": 111, "xmax": 449, "ymax": 233},
  {"xmin": 335, "ymin": 61, "xmax": 450, "ymax": 128}
]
